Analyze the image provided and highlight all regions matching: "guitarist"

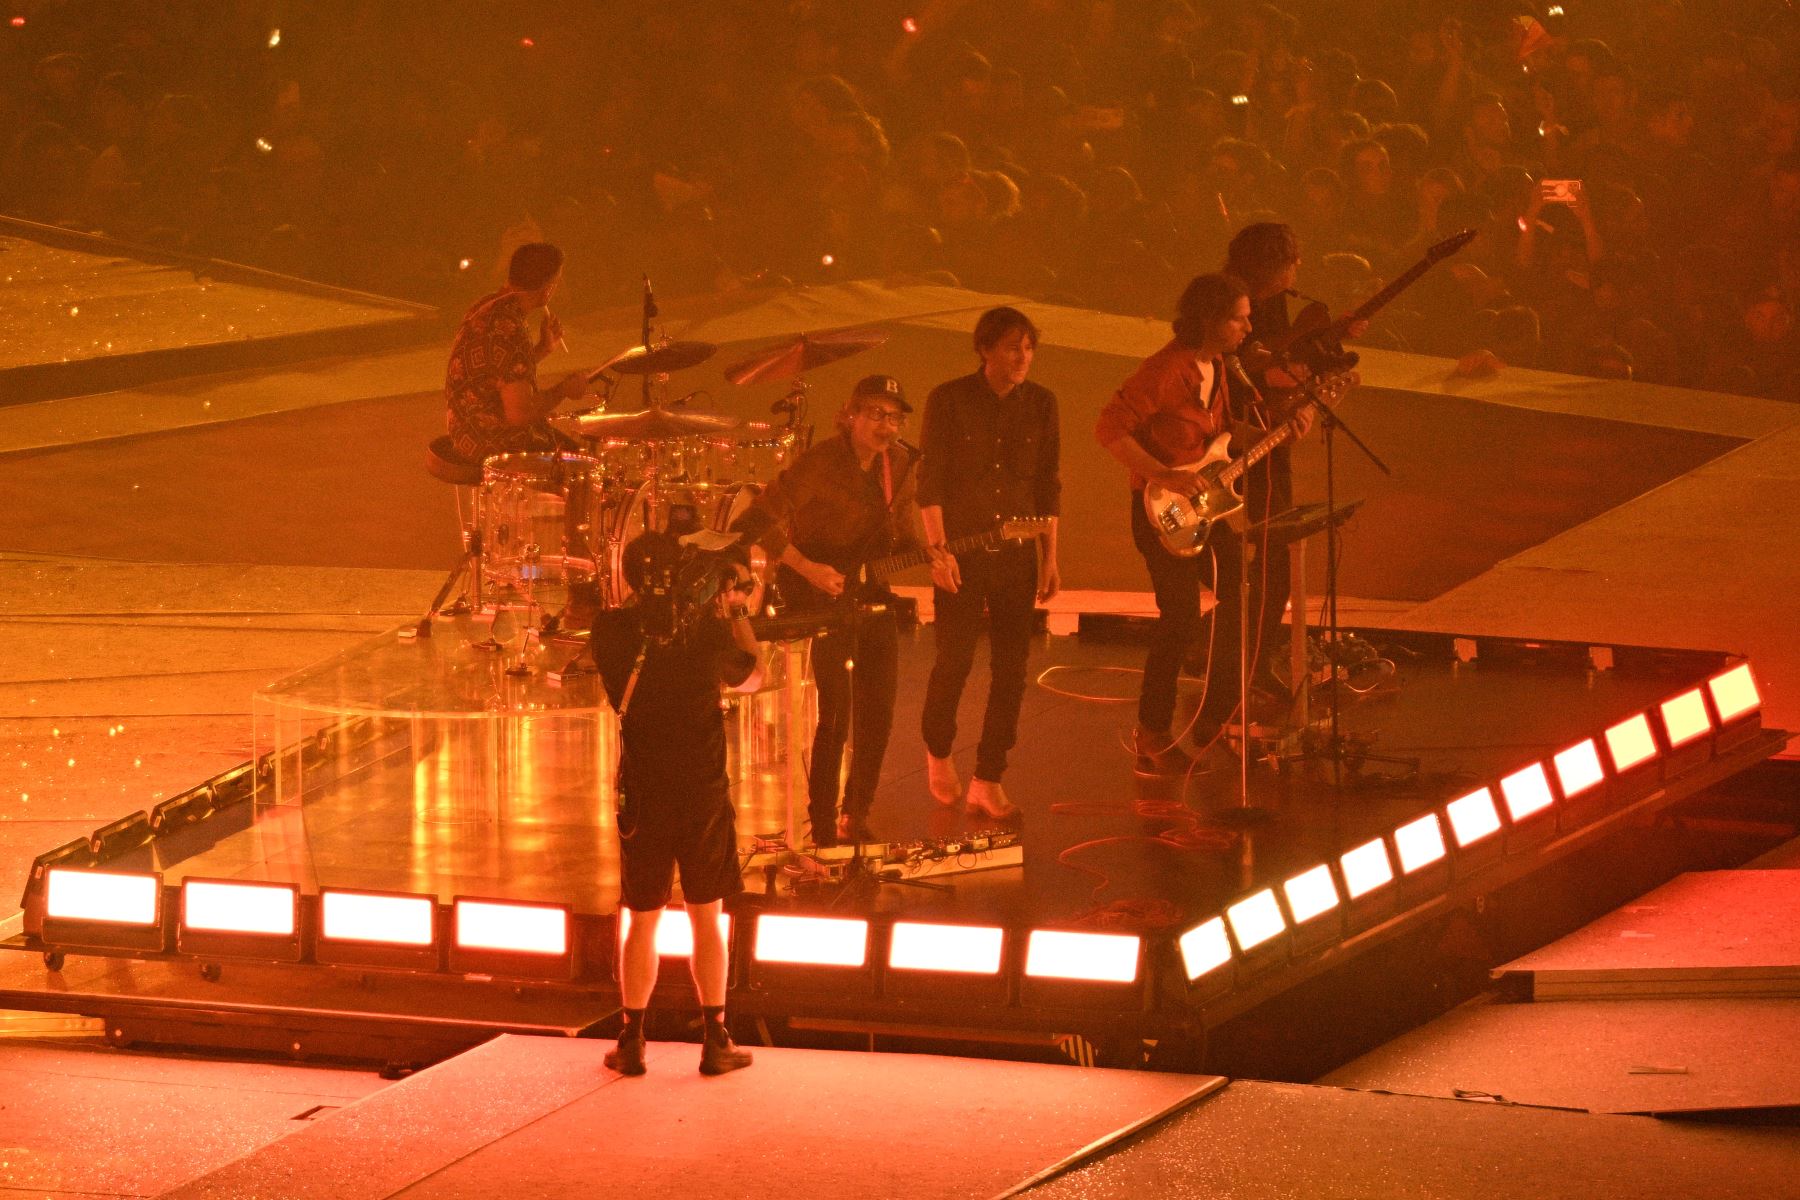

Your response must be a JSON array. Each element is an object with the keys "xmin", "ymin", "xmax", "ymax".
[
  {"xmin": 1223, "ymin": 222, "xmax": 1363, "ymax": 715},
  {"xmin": 733, "ymin": 375, "xmax": 922, "ymax": 848},
  {"xmin": 1096, "ymin": 273, "xmax": 1256, "ymax": 773}
]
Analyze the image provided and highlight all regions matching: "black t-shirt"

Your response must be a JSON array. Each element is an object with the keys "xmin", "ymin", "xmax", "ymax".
[{"xmin": 590, "ymin": 608, "xmax": 757, "ymax": 798}]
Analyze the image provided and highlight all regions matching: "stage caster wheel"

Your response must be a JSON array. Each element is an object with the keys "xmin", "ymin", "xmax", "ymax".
[
  {"xmin": 200, "ymin": 962, "xmax": 222, "ymax": 983},
  {"xmin": 43, "ymin": 950, "xmax": 65, "ymax": 972}
]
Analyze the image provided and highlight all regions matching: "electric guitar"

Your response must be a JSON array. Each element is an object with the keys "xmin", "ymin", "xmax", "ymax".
[
  {"xmin": 778, "ymin": 517, "xmax": 1054, "ymax": 610},
  {"xmin": 1141, "ymin": 373, "xmax": 1352, "ymax": 557}
]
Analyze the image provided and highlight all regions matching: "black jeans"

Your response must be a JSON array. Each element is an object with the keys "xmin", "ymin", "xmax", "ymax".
[
  {"xmin": 921, "ymin": 542, "xmax": 1037, "ymax": 782},
  {"xmin": 808, "ymin": 606, "xmax": 899, "ymax": 825},
  {"xmin": 1130, "ymin": 491, "xmax": 1247, "ymax": 737}
]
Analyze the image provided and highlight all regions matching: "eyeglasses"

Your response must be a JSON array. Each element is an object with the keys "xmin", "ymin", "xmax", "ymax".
[{"xmin": 857, "ymin": 408, "xmax": 907, "ymax": 427}]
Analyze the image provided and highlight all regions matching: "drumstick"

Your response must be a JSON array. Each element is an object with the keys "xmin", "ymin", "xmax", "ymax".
[{"xmin": 545, "ymin": 308, "xmax": 569, "ymax": 355}]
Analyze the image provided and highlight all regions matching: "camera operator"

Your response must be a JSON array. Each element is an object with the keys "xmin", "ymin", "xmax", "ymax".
[{"xmin": 589, "ymin": 531, "xmax": 764, "ymax": 1078}]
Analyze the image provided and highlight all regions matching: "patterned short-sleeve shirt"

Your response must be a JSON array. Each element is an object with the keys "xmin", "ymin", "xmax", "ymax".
[{"xmin": 444, "ymin": 289, "xmax": 555, "ymax": 463}]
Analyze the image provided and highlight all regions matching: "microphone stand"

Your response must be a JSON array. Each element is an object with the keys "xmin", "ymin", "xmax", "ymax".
[{"xmin": 640, "ymin": 274, "xmax": 656, "ymax": 411}]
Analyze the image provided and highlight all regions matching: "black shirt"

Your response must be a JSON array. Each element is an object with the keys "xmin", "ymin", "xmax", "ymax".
[
  {"xmin": 916, "ymin": 371, "xmax": 1060, "ymax": 541},
  {"xmin": 590, "ymin": 608, "xmax": 757, "ymax": 798}
]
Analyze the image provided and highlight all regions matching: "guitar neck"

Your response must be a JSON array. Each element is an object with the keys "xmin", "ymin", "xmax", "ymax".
[
  {"xmin": 1344, "ymin": 257, "xmax": 1432, "ymax": 326},
  {"xmin": 1217, "ymin": 421, "xmax": 1299, "ymax": 490},
  {"xmin": 870, "ymin": 528, "xmax": 1004, "ymax": 577}
]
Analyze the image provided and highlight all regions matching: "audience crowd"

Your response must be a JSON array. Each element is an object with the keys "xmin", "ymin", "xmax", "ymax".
[{"xmin": 5, "ymin": 0, "xmax": 1800, "ymax": 398}]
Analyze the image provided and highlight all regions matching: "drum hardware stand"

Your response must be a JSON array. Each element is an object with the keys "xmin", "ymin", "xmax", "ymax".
[
  {"xmin": 412, "ymin": 495, "xmax": 486, "ymax": 639},
  {"xmin": 504, "ymin": 547, "xmax": 549, "ymax": 676}
]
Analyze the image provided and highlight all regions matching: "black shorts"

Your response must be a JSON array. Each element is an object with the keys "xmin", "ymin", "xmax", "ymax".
[{"xmin": 616, "ymin": 785, "xmax": 744, "ymax": 912}]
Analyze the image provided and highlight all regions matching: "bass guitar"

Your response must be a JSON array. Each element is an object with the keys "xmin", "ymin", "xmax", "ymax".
[{"xmin": 1141, "ymin": 373, "xmax": 1352, "ymax": 557}]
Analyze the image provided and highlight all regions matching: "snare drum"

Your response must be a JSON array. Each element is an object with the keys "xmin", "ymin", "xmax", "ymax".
[{"xmin": 478, "ymin": 451, "xmax": 603, "ymax": 592}]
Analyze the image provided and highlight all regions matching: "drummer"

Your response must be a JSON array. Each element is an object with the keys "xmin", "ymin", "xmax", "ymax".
[{"xmin": 444, "ymin": 242, "xmax": 591, "ymax": 465}]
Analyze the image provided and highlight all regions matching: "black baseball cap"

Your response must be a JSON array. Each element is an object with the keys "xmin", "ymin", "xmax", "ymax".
[{"xmin": 851, "ymin": 374, "xmax": 911, "ymax": 413}]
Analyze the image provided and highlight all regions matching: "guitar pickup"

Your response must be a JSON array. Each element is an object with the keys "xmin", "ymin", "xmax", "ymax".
[{"xmin": 1158, "ymin": 505, "xmax": 1186, "ymax": 532}]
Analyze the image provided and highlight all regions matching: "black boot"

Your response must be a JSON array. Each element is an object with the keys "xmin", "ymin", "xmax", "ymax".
[
  {"xmin": 604, "ymin": 1033, "xmax": 646, "ymax": 1076},
  {"xmin": 699, "ymin": 1027, "xmax": 753, "ymax": 1076}
]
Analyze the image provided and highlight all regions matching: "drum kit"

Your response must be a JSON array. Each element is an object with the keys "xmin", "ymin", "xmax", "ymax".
[{"xmin": 423, "ymin": 324, "xmax": 888, "ymax": 662}]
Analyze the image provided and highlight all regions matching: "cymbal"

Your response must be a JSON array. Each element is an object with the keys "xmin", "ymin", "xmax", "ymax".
[
  {"xmin": 723, "ymin": 328, "xmax": 887, "ymax": 385},
  {"xmin": 1247, "ymin": 499, "xmax": 1364, "ymax": 547},
  {"xmin": 597, "ymin": 340, "xmax": 718, "ymax": 376},
  {"xmin": 552, "ymin": 404, "xmax": 743, "ymax": 441}
]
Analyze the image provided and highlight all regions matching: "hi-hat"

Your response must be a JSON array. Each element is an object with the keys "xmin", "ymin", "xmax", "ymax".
[
  {"xmin": 723, "ymin": 328, "xmax": 887, "ymax": 385},
  {"xmin": 595, "ymin": 340, "xmax": 718, "ymax": 377},
  {"xmin": 552, "ymin": 404, "xmax": 743, "ymax": 441}
]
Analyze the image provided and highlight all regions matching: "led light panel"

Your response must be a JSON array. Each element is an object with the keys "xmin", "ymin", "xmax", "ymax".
[
  {"xmin": 753, "ymin": 915, "xmax": 868, "ymax": 967},
  {"xmin": 1283, "ymin": 865, "xmax": 1341, "ymax": 924},
  {"xmin": 1339, "ymin": 838, "xmax": 1395, "ymax": 899},
  {"xmin": 888, "ymin": 922, "xmax": 1005, "ymax": 975},
  {"xmin": 45, "ymin": 868, "xmax": 158, "ymax": 926},
  {"xmin": 1499, "ymin": 764, "xmax": 1555, "ymax": 822},
  {"xmin": 454, "ymin": 899, "xmax": 568, "ymax": 955},
  {"xmin": 182, "ymin": 880, "xmax": 296, "ymax": 936},
  {"xmin": 620, "ymin": 908, "xmax": 732, "ymax": 959},
  {"xmin": 321, "ymin": 890, "xmax": 435, "ymax": 947},
  {"xmin": 1659, "ymin": 687, "xmax": 1713, "ymax": 749},
  {"xmin": 1394, "ymin": 813, "xmax": 1447, "ymax": 874},
  {"xmin": 1604, "ymin": 713, "xmax": 1658, "ymax": 772},
  {"xmin": 1023, "ymin": 930, "xmax": 1140, "ymax": 983},
  {"xmin": 1708, "ymin": 663, "xmax": 1761, "ymax": 723},
  {"xmin": 1553, "ymin": 739, "xmax": 1605, "ymax": 798},
  {"xmin": 1178, "ymin": 917, "xmax": 1232, "ymax": 981},
  {"xmin": 1446, "ymin": 788, "xmax": 1502, "ymax": 847},
  {"xmin": 1226, "ymin": 889, "xmax": 1286, "ymax": 951}
]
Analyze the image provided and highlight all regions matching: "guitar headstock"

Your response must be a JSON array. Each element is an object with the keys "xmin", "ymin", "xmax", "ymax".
[
  {"xmin": 999, "ymin": 517, "xmax": 1054, "ymax": 541},
  {"xmin": 1304, "ymin": 369, "xmax": 1356, "ymax": 410}
]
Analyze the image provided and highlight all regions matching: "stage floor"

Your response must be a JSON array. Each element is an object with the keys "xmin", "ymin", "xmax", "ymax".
[{"xmin": 127, "ymin": 619, "xmax": 1725, "ymax": 932}]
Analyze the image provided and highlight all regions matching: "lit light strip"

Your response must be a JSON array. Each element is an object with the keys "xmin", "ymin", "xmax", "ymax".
[
  {"xmin": 1339, "ymin": 838, "xmax": 1394, "ymax": 899},
  {"xmin": 620, "ymin": 907, "xmax": 732, "ymax": 959},
  {"xmin": 454, "ymin": 899, "xmax": 568, "ymax": 955},
  {"xmin": 1394, "ymin": 813, "xmax": 1447, "ymax": 874},
  {"xmin": 1498, "ymin": 764, "xmax": 1555, "ymax": 822},
  {"xmin": 1023, "ymin": 930, "xmax": 1140, "ymax": 983},
  {"xmin": 321, "ymin": 890, "xmax": 436, "ymax": 947},
  {"xmin": 1708, "ymin": 663, "xmax": 1761, "ymax": 723},
  {"xmin": 182, "ymin": 880, "xmax": 296, "ymax": 936},
  {"xmin": 1282, "ymin": 864, "xmax": 1340, "ymax": 924},
  {"xmin": 45, "ymin": 868, "xmax": 159, "ymax": 926},
  {"xmin": 1659, "ymin": 687, "xmax": 1713, "ymax": 749},
  {"xmin": 1445, "ymin": 788, "xmax": 1502, "ymax": 847},
  {"xmin": 888, "ymin": 922, "xmax": 1005, "ymax": 975},
  {"xmin": 1226, "ymin": 889, "xmax": 1287, "ymax": 951},
  {"xmin": 753, "ymin": 914, "xmax": 868, "ymax": 967},
  {"xmin": 1604, "ymin": 713, "xmax": 1658, "ymax": 772},
  {"xmin": 1178, "ymin": 917, "xmax": 1232, "ymax": 981},
  {"xmin": 1553, "ymin": 739, "xmax": 1605, "ymax": 798}
]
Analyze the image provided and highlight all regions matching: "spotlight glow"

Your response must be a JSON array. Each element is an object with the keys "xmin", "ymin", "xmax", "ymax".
[
  {"xmin": 182, "ymin": 880, "xmax": 296, "ymax": 936},
  {"xmin": 1446, "ymin": 787, "xmax": 1502, "ymax": 846},
  {"xmin": 45, "ymin": 869, "xmax": 158, "ymax": 926},
  {"xmin": 753, "ymin": 915, "xmax": 868, "ymax": 967},
  {"xmin": 1283, "ymin": 864, "xmax": 1340, "ymax": 924},
  {"xmin": 321, "ymin": 890, "xmax": 435, "ymax": 946},
  {"xmin": 1394, "ymin": 813, "xmax": 1447, "ymax": 874},
  {"xmin": 1023, "ymin": 930, "xmax": 1140, "ymax": 983},
  {"xmin": 1707, "ymin": 663, "xmax": 1761, "ymax": 723},
  {"xmin": 1178, "ymin": 917, "xmax": 1232, "ymax": 981},
  {"xmin": 1499, "ymin": 763, "xmax": 1556, "ymax": 822},
  {"xmin": 620, "ymin": 907, "xmax": 732, "ymax": 959},
  {"xmin": 454, "ymin": 899, "xmax": 567, "ymax": 955},
  {"xmin": 888, "ymin": 922, "xmax": 1004, "ymax": 975},
  {"xmin": 1659, "ymin": 687, "xmax": 1713, "ymax": 749},
  {"xmin": 1226, "ymin": 889, "xmax": 1286, "ymax": 951},
  {"xmin": 1553, "ymin": 739, "xmax": 1605, "ymax": 798},
  {"xmin": 1339, "ymin": 838, "xmax": 1394, "ymax": 898},
  {"xmin": 1604, "ymin": 713, "xmax": 1659, "ymax": 771}
]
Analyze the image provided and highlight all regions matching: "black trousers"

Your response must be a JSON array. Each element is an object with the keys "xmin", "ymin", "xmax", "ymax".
[
  {"xmin": 1131, "ymin": 491, "xmax": 1253, "ymax": 737},
  {"xmin": 808, "ymin": 606, "xmax": 899, "ymax": 825},
  {"xmin": 920, "ymin": 543, "xmax": 1038, "ymax": 782}
]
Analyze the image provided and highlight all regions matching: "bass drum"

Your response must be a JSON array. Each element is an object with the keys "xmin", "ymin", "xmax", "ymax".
[
  {"xmin": 478, "ymin": 451, "xmax": 603, "ymax": 593},
  {"xmin": 601, "ymin": 480, "xmax": 762, "ymax": 606}
]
